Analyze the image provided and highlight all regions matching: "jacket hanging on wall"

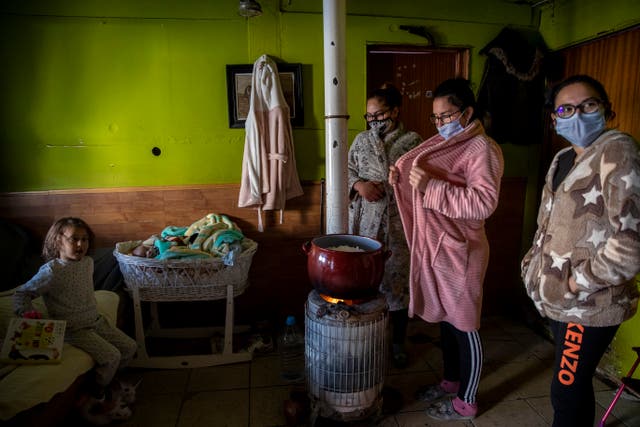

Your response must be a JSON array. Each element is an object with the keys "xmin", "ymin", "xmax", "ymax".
[
  {"xmin": 477, "ymin": 27, "xmax": 548, "ymax": 145},
  {"xmin": 238, "ymin": 54, "xmax": 304, "ymax": 231}
]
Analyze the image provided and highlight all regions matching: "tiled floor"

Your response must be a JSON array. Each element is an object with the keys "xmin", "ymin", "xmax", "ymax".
[{"xmin": 116, "ymin": 315, "xmax": 640, "ymax": 427}]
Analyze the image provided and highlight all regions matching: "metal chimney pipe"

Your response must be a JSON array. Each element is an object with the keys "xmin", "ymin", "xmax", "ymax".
[{"xmin": 323, "ymin": 0, "xmax": 349, "ymax": 234}]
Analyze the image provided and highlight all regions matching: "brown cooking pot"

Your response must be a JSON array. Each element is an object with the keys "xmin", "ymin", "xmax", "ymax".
[{"xmin": 302, "ymin": 234, "xmax": 391, "ymax": 299}]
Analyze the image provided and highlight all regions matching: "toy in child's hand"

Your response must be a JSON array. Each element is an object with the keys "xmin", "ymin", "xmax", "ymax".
[{"xmin": 22, "ymin": 310, "xmax": 43, "ymax": 319}]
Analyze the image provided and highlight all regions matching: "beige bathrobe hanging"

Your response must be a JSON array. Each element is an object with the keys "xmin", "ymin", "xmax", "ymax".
[{"xmin": 238, "ymin": 54, "xmax": 304, "ymax": 231}]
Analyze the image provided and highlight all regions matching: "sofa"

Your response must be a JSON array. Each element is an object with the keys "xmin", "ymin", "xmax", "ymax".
[{"xmin": 0, "ymin": 289, "xmax": 121, "ymax": 426}]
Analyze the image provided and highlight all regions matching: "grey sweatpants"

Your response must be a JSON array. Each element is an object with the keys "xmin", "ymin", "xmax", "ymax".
[{"xmin": 66, "ymin": 315, "xmax": 137, "ymax": 387}]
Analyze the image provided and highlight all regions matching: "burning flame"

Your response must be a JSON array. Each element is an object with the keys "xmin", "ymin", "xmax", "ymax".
[{"xmin": 319, "ymin": 293, "xmax": 356, "ymax": 306}]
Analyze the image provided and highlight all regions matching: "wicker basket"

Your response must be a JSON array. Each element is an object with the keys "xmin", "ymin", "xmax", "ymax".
[{"xmin": 114, "ymin": 239, "xmax": 258, "ymax": 302}]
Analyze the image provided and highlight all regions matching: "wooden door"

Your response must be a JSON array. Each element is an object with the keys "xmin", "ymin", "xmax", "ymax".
[{"xmin": 366, "ymin": 45, "xmax": 469, "ymax": 140}]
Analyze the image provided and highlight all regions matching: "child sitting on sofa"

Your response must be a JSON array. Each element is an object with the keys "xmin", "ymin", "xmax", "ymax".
[{"xmin": 13, "ymin": 217, "xmax": 137, "ymax": 416}]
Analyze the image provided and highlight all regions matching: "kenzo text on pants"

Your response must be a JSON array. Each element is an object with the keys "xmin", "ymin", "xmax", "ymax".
[{"xmin": 558, "ymin": 322, "xmax": 584, "ymax": 385}]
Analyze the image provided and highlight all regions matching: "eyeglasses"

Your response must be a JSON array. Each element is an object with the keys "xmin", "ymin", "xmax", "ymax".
[
  {"xmin": 363, "ymin": 109, "xmax": 389, "ymax": 121},
  {"xmin": 62, "ymin": 234, "xmax": 89, "ymax": 244},
  {"xmin": 554, "ymin": 97, "xmax": 602, "ymax": 119},
  {"xmin": 429, "ymin": 110, "xmax": 461, "ymax": 125}
]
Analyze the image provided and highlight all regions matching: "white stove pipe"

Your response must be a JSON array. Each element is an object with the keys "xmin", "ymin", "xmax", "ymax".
[{"xmin": 323, "ymin": 0, "xmax": 349, "ymax": 234}]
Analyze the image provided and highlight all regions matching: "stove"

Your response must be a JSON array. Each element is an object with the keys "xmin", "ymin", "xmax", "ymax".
[{"xmin": 305, "ymin": 289, "xmax": 388, "ymax": 422}]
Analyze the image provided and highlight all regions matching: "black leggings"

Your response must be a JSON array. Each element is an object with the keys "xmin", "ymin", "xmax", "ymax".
[
  {"xmin": 548, "ymin": 320, "xmax": 619, "ymax": 427},
  {"xmin": 390, "ymin": 309, "xmax": 408, "ymax": 345},
  {"xmin": 440, "ymin": 322, "xmax": 483, "ymax": 404}
]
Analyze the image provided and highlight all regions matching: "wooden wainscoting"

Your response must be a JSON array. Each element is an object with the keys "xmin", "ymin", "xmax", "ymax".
[
  {"xmin": 0, "ymin": 183, "xmax": 322, "ymax": 323},
  {"xmin": 0, "ymin": 178, "xmax": 526, "ymax": 322}
]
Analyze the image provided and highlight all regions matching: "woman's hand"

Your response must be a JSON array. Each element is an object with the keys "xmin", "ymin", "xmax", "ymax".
[
  {"xmin": 409, "ymin": 166, "xmax": 430, "ymax": 193},
  {"xmin": 354, "ymin": 180, "xmax": 385, "ymax": 202},
  {"xmin": 388, "ymin": 165, "xmax": 399, "ymax": 185},
  {"xmin": 568, "ymin": 276, "xmax": 579, "ymax": 294}
]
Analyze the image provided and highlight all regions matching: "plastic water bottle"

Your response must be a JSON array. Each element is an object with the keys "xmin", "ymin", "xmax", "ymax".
[{"xmin": 281, "ymin": 315, "xmax": 305, "ymax": 382}]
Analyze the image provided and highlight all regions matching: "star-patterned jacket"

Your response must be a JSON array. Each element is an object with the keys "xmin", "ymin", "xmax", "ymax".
[{"xmin": 521, "ymin": 129, "xmax": 640, "ymax": 326}]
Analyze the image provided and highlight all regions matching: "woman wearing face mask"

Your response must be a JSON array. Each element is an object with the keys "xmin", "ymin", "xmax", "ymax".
[
  {"xmin": 521, "ymin": 75, "xmax": 640, "ymax": 427},
  {"xmin": 348, "ymin": 83, "xmax": 422, "ymax": 369},
  {"xmin": 389, "ymin": 78, "xmax": 504, "ymax": 420}
]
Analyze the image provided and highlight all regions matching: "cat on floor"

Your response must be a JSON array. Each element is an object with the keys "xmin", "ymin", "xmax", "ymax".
[{"xmin": 76, "ymin": 378, "xmax": 141, "ymax": 426}]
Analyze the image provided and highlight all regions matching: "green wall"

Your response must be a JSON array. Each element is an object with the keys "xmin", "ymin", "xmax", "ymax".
[
  {"xmin": 0, "ymin": 3, "xmax": 248, "ymax": 190},
  {"xmin": 0, "ymin": 0, "xmax": 534, "ymax": 191},
  {"xmin": 539, "ymin": 0, "xmax": 640, "ymax": 49},
  {"xmin": 609, "ymin": 285, "xmax": 640, "ymax": 379}
]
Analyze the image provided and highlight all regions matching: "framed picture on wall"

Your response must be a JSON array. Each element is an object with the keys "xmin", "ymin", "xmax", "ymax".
[{"xmin": 226, "ymin": 63, "xmax": 304, "ymax": 128}]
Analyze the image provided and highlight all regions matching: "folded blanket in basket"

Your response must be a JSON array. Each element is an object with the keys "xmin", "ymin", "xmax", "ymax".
[
  {"xmin": 192, "ymin": 224, "xmax": 226, "ymax": 250},
  {"xmin": 155, "ymin": 247, "xmax": 212, "ymax": 260},
  {"xmin": 213, "ymin": 229, "xmax": 243, "ymax": 248},
  {"xmin": 154, "ymin": 239, "xmax": 173, "ymax": 255},
  {"xmin": 185, "ymin": 213, "xmax": 238, "ymax": 238},
  {"xmin": 161, "ymin": 226, "xmax": 188, "ymax": 239}
]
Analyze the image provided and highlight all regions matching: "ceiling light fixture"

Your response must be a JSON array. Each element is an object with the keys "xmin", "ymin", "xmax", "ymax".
[{"xmin": 238, "ymin": 0, "xmax": 263, "ymax": 18}]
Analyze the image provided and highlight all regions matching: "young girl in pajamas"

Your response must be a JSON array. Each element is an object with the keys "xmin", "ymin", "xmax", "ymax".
[{"xmin": 14, "ymin": 217, "xmax": 137, "ymax": 401}]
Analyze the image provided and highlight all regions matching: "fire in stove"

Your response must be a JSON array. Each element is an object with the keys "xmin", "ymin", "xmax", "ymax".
[
  {"xmin": 318, "ymin": 293, "xmax": 365, "ymax": 306},
  {"xmin": 305, "ymin": 289, "xmax": 388, "ymax": 422}
]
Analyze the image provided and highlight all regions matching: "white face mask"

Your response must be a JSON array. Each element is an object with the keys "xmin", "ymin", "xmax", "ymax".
[{"xmin": 554, "ymin": 111, "xmax": 606, "ymax": 148}]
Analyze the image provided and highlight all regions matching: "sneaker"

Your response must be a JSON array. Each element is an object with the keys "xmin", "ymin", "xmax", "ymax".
[
  {"xmin": 426, "ymin": 398, "xmax": 476, "ymax": 421},
  {"xmin": 415, "ymin": 383, "xmax": 456, "ymax": 403}
]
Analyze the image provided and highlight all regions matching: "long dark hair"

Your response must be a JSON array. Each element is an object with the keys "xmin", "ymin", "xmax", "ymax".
[
  {"xmin": 546, "ymin": 74, "xmax": 615, "ymax": 120},
  {"xmin": 433, "ymin": 78, "xmax": 480, "ymax": 121},
  {"xmin": 42, "ymin": 217, "xmax": 94, "ymax": 261}
]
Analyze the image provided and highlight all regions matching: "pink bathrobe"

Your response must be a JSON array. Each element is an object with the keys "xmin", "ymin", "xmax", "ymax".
[{"xmin": 393, "ymin": 119, "xmax": 504, "ymax": 331}]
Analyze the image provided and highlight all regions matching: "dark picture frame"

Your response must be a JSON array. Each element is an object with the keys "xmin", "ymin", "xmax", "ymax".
[{"xmin": 226, "ymin": 63, "xmax": 304, "ymax": 128}]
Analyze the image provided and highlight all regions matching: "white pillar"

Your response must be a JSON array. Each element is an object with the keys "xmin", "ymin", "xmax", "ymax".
[{"xmin": 323, "ymin": 0, "xmax": 349, "ymax": 234}]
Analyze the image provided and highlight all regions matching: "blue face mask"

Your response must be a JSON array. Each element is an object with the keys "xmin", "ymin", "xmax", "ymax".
[
  {"xmin": 437, "ymin": 112, "xmax": 466, "ymax": 140},
  {"xmin": 555, "ymin": 111, "xmax": 606, "ymax": 148}
]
